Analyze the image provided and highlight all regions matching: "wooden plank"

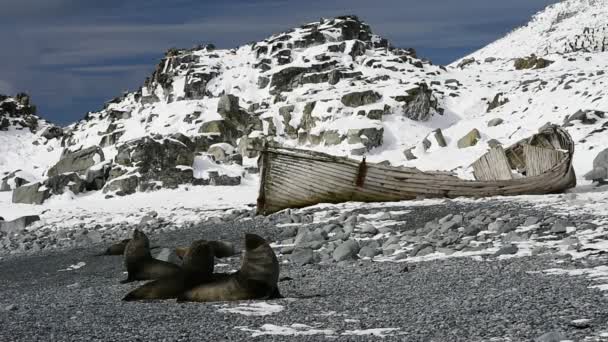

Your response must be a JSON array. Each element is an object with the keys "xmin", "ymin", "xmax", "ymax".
[
  {"xmin": 472, "ymin": 146, "xmax": 513, "ymax": 181},
  {"xmin": 524, "ymin": 144, "xmax": 565, "ymax": 177}
]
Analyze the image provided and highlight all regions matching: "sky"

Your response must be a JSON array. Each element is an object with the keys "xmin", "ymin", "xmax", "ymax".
[{"xmin": 0, "ymin": 0, "xmax": 557, "ymax": 125}]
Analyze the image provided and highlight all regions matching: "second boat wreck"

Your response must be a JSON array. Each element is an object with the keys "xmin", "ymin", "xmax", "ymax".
[{"xmin": 255, "ymin": 124, "xmax": 576, "ymax": 215}]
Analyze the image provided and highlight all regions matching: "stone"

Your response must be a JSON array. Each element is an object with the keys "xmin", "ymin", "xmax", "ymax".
[
  {"xmin": 346, "ymin": 127, "xmax": 383, "ymax": 150},
  {"xmin": 402, "ymin": 83, "xmax": 439, "ymax": 122},
  {"xmin": 341, "ymin": 90, "xmax": 382, "ymax": 107},
  {"xmin": 487, "ymin": 220, "xmax": 504, "ymax": 232},
  {"xmin": 534, "ymin": 331, "xmax": 567, "ymax": 342},
  {"xmin": 359, "ymin": 222, "xmax": 378, "ymax": 235},
  {"xmin": 433, "ymin": 129, "xmax": 447, "ymax": 147},
  {"xmin": 290, "ymin": 248, "xmax": 314, "ymax": 266},
  {"xmin": 551, "ymin": 220, "xmax": 572, "ymax": 234},
  {"xmin": 154, "ymin": 248, "xmax": 181, "ymax": 265},
  {"xmin": 48, "ymin": 146, "xmax": 105, "ymax": 177},
  {"xmin": 403, "ymin": 147, "xmax": 417, "ymax": 160},
  {"xmin": 457, "ymin": 57, "xmax": 476, "ymax": 68},
  {"xmin": 0, "ymin": 215, "xmax": 40, "ymax": 234},
  {"xmin": 12, "ymin": 182, "xmax": 50, "ymax": 204},
  {"xmin": 487, "ymin": 139, "xmax": 502, "ymax": 148},
  {"xmin": 358, "ymin": 246, "xmax": 380, "ymax": 258},
  {"xmin": 41, "ymin": 125, "xmax": 64, "ymax": 140},
  {"xmin": 199, "ymin": 120, "xmax": 240, "ymax": 145},
  {"xmin": 584, "ymin": 148, "xmax": 608, "ymax": 181},
  {"xmin": 44, "ymin": 172, "xmax": 86, "ymax": 195},
  {"xmin": 457, "ymin": 129, "xmax": 481, "ymax": 148},
  {"xmin": 523, "ymin": 216, "xmax": 540, "ymax": 226},
  {"xmin": 486, "ymin": 94, "xmax": 509, "ymax": 112},
  {"xmin": 207, "ymin": 143, "xmax": 235, "ymax": 163},
  {"xmin": 493, "ymin": 244, "xmax": 518, "ymax": 257},
  {"xmin": 487, "ymin": 118, "xmax": 504, "ymax": 127},
  {"xmin": 332, "ymin": 239, "xmax": 360, "ymax": 262},
  {"xmin": 514, "ymin": 55, "xmax": 554, "ymax": 70},
  {"xmin": 217, "ymin": 94, "xmax": 251, "ymax": 131}
]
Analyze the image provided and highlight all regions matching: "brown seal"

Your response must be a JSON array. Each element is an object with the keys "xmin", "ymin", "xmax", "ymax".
[
  {"xmin": 96, "ymin": 239, "xmax": 131, "ymax": 256},
  {"xmin": 120, "ymin": 229, "xmax": 181, "ymax": 284},
  {"xmin": 175, "ymin": 241, "xmax": 235, "ymax": 260},
  {"xmin": 177, "ymin": 233, "xmax": 281, "ymax": 302},
  {"xmin": 122, "ymin": 239, "xmax": 216, "ymax": 301}
]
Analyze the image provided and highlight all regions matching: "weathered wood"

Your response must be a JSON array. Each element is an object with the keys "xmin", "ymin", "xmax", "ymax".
[
  {"xmin": 255, "ymin": 125, "xmax": 576, "ymax": 215},
  {"xmin": 472, "ymin": 146, "xmax": 513, "ymax": 181},
  {"xmin": 524, "ymin": 144, "xmax": 565, "ymax": 177}
]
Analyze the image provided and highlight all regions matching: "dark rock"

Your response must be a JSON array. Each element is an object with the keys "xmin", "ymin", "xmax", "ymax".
[
  {"xmin": 457, "ymin": 129, "xmax": 481, "ymax": 148},
  {"xmin": 44, "ymin": 172, "xmax": 86, "ymax": 195},
  {"xmin": 403, "ymin": 147, "xmax": 417, "ymax": 160},
  {"xmin": 401, "ymin": 83, "xmax": 439, "ymax": 122},
  {"xmin": 433, "ymin": 129, "xmax": 447, "ymax": 147},
  {"xmin": 0, "ymin": 215, "xmax": 40, "ymax": 234},
  {"xmin": 584, "ymin": 148, "xmax": 608, "ymax": 181},
  {"xmin": 47, "ymin": 146, "xmax": 105, "ymax": 177},
  {"xmin": 290, "ymin": 248, "xmax": 314, "ymax": 266},
  {"xmin": 346, "ymin": 127, "xmax": 383, "ymax": 150},
  {"xmin": 493, "ymin": 244, "xmax": 518, "ymax": 257},
  {"xmin": 12, "ymin": 182, "xmax": 50, "ymax": 204},
  {"xmin": 487, "ymin": 118, "xmax": 504, "ymax": 127},
  {"xmin": 514, "ymin": 55, "xmax": 554, "ymax": 70},
  {"xmin": 199, "ymin": 120, "xmax": 240, "ymax": 145},
  {"xmin": 41, "ymin": 126, "xmax": 64, "ymax": 140},
  {"xmin": 341, "ymin": 90, "xmax": 382, "ymax": 107},
  {"xmin": 487, "ymin": 93, "xmax": 509, "ymax": 112},
  {"xmin": 457, "ymin": 58, "xmax": 476, "ymax": 68},
  {"xmin": 333, "ymin": 239, "xmax": 360, "ymax": 262}
]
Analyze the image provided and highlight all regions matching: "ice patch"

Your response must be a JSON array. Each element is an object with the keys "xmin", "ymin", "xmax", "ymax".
[
  {"xmin": 539, "ymin": 266, "xmax": 608, "ymax": 292},
  {"xmin": 59, "ymin": 262, "xmax": 86, "ymax": 271},
  {"xmin": 237, "ymin": 324, "xmax": 335, "ymax": 337},
  {"xmin": 342, "ymin": 328, "xmax": 400, "ymax": 337},
  {"xmin": 217, "ymin": 302, "xmax": 284, "ymax": 316}
]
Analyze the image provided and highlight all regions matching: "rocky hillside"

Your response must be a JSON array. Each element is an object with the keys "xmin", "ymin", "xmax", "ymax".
[
  {"xmin": 0, "ymin": 94, "xmax": 63, "ymax": 192},
  {"xmin": 3, "ymin": 3, "xmax": 608, "ymax": 205}
]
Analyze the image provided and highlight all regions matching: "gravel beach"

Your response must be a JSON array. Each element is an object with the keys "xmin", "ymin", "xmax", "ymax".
[{"xmin": 1, "ymin": 199, "xmax": 607, "ymax": 341}]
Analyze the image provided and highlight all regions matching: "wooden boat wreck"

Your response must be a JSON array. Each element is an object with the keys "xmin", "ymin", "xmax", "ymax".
[{"xmin": 255, "ymin": 124, "xmax": 576, "ymax": 215}]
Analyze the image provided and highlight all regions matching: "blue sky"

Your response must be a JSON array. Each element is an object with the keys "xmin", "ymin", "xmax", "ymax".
[{"xmin": 0, "ymin": 0, "xmax": 556, "ymax": 125}]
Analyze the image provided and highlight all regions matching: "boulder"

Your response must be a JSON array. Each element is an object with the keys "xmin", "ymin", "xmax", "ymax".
[
  {"xmin": 433, "ymin": 129, "xmax": 447, "ymax": 147},
  {"xmin": 103, "ymin": 174, "xmax": 140, "ymax": 196},
  {"xmin": 12, "ymin": 182, "xmax": 50, "ymax": 204},
  {"xmin": 217, "ymin": 94, "xmax": 251, "ymax": 131},
  {"xmin": 487, "ymin": 118, "xmax": 504, "ymax": 127},
  {"xmin": 333, "ymin": 239, "xmax": 360, "ymax": 262},
  {"xmin": 237, "ymin": 134, "xmax": 266, "ymax": 158},
  {"xmin": 199, "ymin": 120, "xmax": 240, "ymax": 145},
  {"xmin": 457, "ymin": 129, "xmax": 481, "ymax": 149},
  {"xmin": 1, "ymin": 170, "xmax": 34, "ymax": 192},
  {"xmin": 514, "ymin": 55, "xmax": 554, "ymax": 70},
  {"xmin": 0, "ymin": 215, "xmax": 40, "ymax": 234},
  {"xmin": 41, "ymin": 125, "xmax": 64, "ymax": 140},
  {"xmin": 401, "ymin": 83, "xmax": 439, "ymax": 122},
  {"xmin": 346, "ymin": 127, "xmax": 383, "ymax": 150},
  {"xmin": 208, "ymin": 171, "xmax": 241, "ymax": 186},
  {"xmin": 486, "ymin": 93, "xmax": 509, "ymax": 112},
  {"xmin": 341, "ymin": 90, "xmax": 382, "ymax": 107},
  {"xmin": 44, "ymin": 172, "xmax": 86, "ymax": 195},
  {"xmin": 47, "ymin": 146, "xmax": 105, "ymax": 177},
  {"xmin": 457, "ymin": 57, "xmax": 476, "ymax": 69},
  {"xmin": 403, "ymin": 147, "xmax": 417, "ymax": 160},
  {"xmin": 207, "ymin": 143, "xmax": 235, "ymax": 163},
  {"xmin": 584, "ymin": 148, "xmax": 608, "ymax": 181},
  {"xmin": 290, "ymin": 248, "xmax": 314, "ymax": 266},
  {"xmin": 84, "ymin": 162, "xmax": 112, "ymax": 191}
]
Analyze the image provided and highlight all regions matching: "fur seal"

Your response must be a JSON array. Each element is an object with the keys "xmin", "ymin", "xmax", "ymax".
[
  {"xmin": 177, "ymin": 233, "xmax": 281, "ymax": 302},
  {"xmin": 96, "ymin": 239, "xmax": 131, "ymax": 256},
  {"xmin": 175, "ymin": 241, "xmax": 235, "ymax": 260},
  {"xmin": 122, "ymin": 240, "xmax": 215, "ymax": 301},
  {"xmin": 121, "ymin": 229, "xmax": 181, "ymax": 284}
]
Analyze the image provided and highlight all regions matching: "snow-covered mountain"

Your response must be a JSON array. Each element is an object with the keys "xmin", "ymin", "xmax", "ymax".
[{"xmin": 2, "ymin": 3, "xmax": 608, "ymax": 205}]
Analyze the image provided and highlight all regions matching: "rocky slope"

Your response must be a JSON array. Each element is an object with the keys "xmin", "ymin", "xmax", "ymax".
[{"xmin": 3, "ymin": 2, "xmax": 608, "ymax": 204}]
